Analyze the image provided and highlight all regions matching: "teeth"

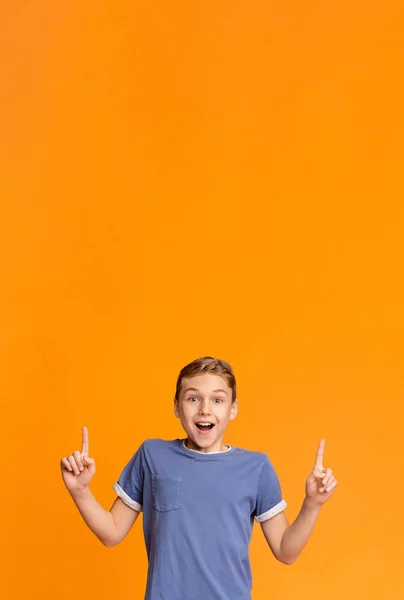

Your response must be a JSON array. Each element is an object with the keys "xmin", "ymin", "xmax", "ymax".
[{"xmin": 197, "ymin": 423, "xmax": 212, "ymax": 426}]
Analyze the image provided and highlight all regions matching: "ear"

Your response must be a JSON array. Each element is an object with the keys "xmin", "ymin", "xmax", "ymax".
[
  {"xmin": 174, "ymin": 398, "xmax": 180, "ymax": 418},
  {"xmin": 229, "ymin": 399, "xmax": 238, "ymax": 421}
]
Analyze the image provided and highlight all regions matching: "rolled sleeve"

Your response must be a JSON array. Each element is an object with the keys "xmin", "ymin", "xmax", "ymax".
[
  {"xmin": 113, "ymin": 443, "xmax": 145, "ymax": 512},
  {"xmin": 255, "ymin": 455, "xmax": 287, "ymax": 522}
]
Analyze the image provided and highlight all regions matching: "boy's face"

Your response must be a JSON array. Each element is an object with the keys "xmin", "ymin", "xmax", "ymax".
[{"xmin": 174, "ymin": 373, "xmax": 238, "ymax": 453}]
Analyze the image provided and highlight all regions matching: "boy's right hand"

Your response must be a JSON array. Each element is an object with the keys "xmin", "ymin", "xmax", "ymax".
[{"xmin": 60, "ymin": 426, "xmax": 96, "ymax": 494}]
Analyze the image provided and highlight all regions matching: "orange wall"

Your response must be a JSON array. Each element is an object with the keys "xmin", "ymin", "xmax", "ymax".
[{"xmin": 1, "ymin": 1, "xmax": 403, "ymax": 598}]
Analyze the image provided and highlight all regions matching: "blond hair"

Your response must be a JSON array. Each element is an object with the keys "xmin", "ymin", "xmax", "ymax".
[{"xmin": 175, "ymin": 356, "xmax": 237, "ymax": 403}]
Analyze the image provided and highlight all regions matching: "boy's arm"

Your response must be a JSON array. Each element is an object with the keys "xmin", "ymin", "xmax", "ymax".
[
  {"xmin": 70, "ymin": 487, "xmax": 140, "ymax": 547},
  {"xmin": 62, "ymin": 427, "xmax": 141, "ymax": 548},
  {"xmin": 260, "ymin": 499, "xmax": 321, "ymax": 564},
  {"xmin": 260, "ymin": 439, "xmax": 338, "ymax": 565}
]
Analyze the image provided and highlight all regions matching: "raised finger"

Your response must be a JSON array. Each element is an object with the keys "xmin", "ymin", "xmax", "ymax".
[
  {"xmin": 81, "ymin": 426, "xmax": 89, "ymax": 456},
  {"xmin": 68, "ymin": 455, "xmax": 80, "ymax": 475},
  {"xmin": 314, "ymin": 439, "xmax": 326, "ymax": 470},
  {"xmin": 73, "ymin": 450, "xmax": 84, "ymax": 471},
  {"xmin": 61, "ymin": 457, "xmax": 72, "ymax": 471}
]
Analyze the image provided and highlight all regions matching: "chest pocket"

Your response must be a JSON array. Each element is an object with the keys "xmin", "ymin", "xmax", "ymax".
[{"xmin": 152, "ymin": 475, "xmax": 181, "ymax": 511}]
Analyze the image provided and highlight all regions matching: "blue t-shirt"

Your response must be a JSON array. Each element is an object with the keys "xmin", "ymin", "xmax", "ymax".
[{"xmin": 113, "ymin": 438, "xmax": 287, "ymax": 600}]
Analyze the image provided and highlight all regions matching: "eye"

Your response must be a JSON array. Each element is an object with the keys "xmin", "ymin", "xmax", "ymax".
[
  {"xmin": 188, "ymin": 396, "xmax": 198, "ymax": 402},
  {"xmin": 214, "ymin": 398, "xmax": 223, "ymax": 403}
]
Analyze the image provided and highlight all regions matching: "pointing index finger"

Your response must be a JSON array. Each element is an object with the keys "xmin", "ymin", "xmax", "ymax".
[
  {"xmin": 81, "ymin": 425, "xmax": 89, "ymax": 456},
  {"xmin": 314, "ymin": 438, "xmax": 326, "ymax": 471}
]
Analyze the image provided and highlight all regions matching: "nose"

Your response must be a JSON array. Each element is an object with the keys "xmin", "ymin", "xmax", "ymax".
[{"xmin": 198, "ymin": 399, "xmax": 212, "ymax": 415}]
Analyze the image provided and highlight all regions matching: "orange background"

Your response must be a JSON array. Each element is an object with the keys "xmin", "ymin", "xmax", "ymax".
[{"xmin": 1, "ymin": 1, "xmax": 403, "ymax": 598}]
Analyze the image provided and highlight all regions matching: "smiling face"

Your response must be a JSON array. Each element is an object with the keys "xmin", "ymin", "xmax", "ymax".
[{"xmin": 174, "ymin": 373, "xmax": 238, "ymax": 453}]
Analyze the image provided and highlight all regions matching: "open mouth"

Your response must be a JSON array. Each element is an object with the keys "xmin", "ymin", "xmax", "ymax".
[{"xmin": 195, "ymin": 422, "xmax": 215, "ymax": 433}]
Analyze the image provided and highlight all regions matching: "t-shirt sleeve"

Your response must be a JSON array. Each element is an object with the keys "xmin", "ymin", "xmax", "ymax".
[
  {"xmin": 254, "ymin": 454, "xmax": 287, "ymax": 522},
  {"xmin": 112, "ymin": 443, "xmax": 145, "ymax": 512}
]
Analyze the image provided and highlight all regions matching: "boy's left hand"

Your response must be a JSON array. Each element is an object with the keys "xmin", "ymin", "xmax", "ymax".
[{"xmin": 305, "ymin": 439, "xmax": 338, "ymax": 506}]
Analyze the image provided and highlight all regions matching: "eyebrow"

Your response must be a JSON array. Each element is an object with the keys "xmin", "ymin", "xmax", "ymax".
[{"xmin": 183, "ymin": 387, "xmax": 228, "ymax": 395}]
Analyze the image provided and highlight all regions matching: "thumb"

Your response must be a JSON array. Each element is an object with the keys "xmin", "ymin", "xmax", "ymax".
[
  {"xmin": 82, "ymin": 455, "xmax": 96, "ymax": 471},
  {"xmin": 307, "ymin": 472, "xmax": 318, "ymax": 485}
]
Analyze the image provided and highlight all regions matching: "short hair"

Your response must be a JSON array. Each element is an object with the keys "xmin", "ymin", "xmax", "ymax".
[{"xmin": 174, "ymin": 356, "xmax": 237, "ymax": 403}]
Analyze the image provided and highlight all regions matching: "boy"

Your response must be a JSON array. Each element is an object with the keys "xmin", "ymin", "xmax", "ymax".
[{"xmin": 61, "ymin": 356, "xmax": 338, "ymax": 600}]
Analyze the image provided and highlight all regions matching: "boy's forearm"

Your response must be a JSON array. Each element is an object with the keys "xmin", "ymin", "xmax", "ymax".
[
  {"xmin": 280, "ymin": 499, "xmax": 322, "ymax": 564},
  {"xmin": 70, "ymin": 487, "xmax": 118, "ymax": 547}
]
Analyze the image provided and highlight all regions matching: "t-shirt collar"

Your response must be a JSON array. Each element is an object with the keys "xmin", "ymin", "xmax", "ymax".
[{"xmin": 182, "ymin": 439, "xmax": 232, "ymax": 454}]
